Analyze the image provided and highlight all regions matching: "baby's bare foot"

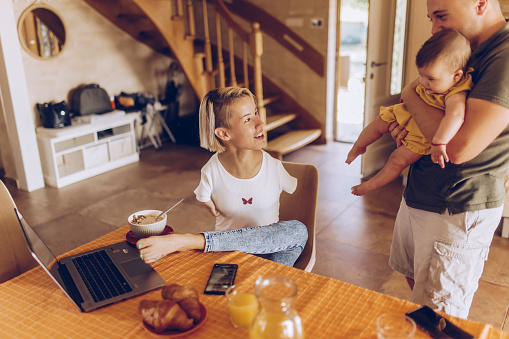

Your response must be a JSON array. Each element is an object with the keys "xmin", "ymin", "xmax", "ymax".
[{"xmin": 351, "ymin": 182, "xmax": 374, "ymax": 196}]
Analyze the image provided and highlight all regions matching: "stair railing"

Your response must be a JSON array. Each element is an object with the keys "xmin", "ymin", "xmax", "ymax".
[{"xmin": 169, "ymin": 0, "xmax": 267, "ymax": 123}]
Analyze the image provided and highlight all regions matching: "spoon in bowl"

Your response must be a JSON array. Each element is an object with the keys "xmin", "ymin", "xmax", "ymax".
[{"xmin": 155, "ymin": 198, "xmax": 184, "ymax": 221}]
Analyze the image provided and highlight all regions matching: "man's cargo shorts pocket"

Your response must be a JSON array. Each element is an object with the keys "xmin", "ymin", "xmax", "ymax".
[{"xmin": 425, "ymin": 240, "xmax": 489, "ymax": 305}]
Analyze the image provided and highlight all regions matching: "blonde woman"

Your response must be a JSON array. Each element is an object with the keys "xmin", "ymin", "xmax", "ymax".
[{"xmin": 137, "ymin": 87, "xmax": 307, "ymax": 266}]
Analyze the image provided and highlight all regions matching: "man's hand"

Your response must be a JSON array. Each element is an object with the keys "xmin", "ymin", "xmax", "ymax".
[
  {"xmin": 431, "ymin": 144, "xmax": 448, "ymax": 169},
  {"xmin": 389, "ymin": 121, "xmax": 408, "ymax": 147}
]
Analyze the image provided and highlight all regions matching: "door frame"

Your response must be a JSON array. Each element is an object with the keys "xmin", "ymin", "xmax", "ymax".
[{"xmin": 332, "ymin": 0, "xmax": 431, "ymax": 178}]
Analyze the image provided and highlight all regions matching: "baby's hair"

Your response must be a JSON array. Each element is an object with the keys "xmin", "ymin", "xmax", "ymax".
[
  {"xmin": 198, "ymin": 87, "xmax": 257, "ymax": 153},
  {"xmin": 416, "ymin": 29, "xmax": 471, "ymax": 73}
]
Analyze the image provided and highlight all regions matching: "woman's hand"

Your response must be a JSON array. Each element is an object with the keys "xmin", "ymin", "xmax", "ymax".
[
  {"xmin": 137, "ymin": 234, "xmax": 206, "ymax": 263},
  {"xmin": 203, "ymin": 200, "xmax": 221, "ymax": 217}
]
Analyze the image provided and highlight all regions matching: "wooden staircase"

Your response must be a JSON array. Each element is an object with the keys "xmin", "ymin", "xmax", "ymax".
[{"xmin": 83, "ymin": 0, "xmax": 323, "ymax": 159}]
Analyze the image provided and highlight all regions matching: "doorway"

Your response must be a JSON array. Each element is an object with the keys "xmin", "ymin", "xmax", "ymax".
[
  {"xmin": 335, "ymin": 0, "xmax": 409, "ymax": 177},
  {"xmin": 335, "ymin": 0, "xmax": 367, "ymax": 144}
]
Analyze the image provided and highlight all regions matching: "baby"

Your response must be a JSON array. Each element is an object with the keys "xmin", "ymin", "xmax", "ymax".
[{"xmin": 346, "ymin": 29, "xmax": 472, "ymax": 196}]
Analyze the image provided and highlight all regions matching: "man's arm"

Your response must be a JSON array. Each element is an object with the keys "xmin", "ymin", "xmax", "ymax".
[
  {"xmin": 403, "ymin": 80, "xmax": 509, "ymax": 164},
  {"xmin": 447, "ymin": 98, "xmax": 509, "ymax": 163}
]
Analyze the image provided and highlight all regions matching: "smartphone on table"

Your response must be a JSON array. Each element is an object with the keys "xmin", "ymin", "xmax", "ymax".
[
  {"xmin": 204, "ymin": 263, "xmax": 238, "ymax": 295},
  {"xmin": 406, "ymin": 305, "xmax": 474, "ymax": 339}
]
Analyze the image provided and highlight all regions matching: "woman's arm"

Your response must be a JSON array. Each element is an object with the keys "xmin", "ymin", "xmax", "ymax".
[{"xmin": 202, "ymin": 200, "xmax": 221, "ymax": 217}]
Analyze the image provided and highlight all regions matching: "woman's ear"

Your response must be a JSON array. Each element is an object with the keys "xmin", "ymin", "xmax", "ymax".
[{"xmin": 215, "ymin": 127, "xmax": 230, "ymax": 141}]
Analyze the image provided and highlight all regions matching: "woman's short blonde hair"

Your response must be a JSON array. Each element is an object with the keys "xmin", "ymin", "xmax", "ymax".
[{"xmin": 198, "ymin": 87, "xmax": 257, "ymax": 153}]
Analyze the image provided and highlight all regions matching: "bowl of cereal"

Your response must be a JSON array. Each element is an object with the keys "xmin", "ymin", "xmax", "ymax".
[{"xmin": 128, "ymin": 210, "xmax": 167, "ymax": 238}]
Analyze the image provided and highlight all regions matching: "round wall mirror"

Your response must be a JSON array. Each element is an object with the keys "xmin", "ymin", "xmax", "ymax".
[{"xmin": 17, "ymin": 4, "xmax": 66, "ymax": 60}]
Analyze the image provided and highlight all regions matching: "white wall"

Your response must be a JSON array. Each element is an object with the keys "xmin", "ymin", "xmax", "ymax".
[
  {"xmin": 0, "ymin": 0, "xmax": 44, "ymax": 191},
  {"xmin": 0, "ymin": 0, "xmax": 196, "ymax": 191},
  {"xmin": 404, "ymin": 1, "xmax": 432, "ymax": 85}
]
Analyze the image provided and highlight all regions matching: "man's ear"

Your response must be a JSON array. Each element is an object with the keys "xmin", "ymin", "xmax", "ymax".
[
  {"xmin": 476, "ymin": 0, "xmax": 488, "ymax": 14},
  {"xmin": 215, "ymin": 127, "xmax": 230, "ymax": 141}
]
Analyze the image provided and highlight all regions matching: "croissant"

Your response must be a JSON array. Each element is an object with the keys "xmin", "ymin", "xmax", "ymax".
[
  {"xmin": 139, "ymin": 299, "xmax": 194, "ymax": 333},
  {"xmin": 162, "ymin": 284, "xmax": 202, "ymax": 322},
  {"xmin": 162, "ymin": 284, "xmax": 199, "ymax": 300}
]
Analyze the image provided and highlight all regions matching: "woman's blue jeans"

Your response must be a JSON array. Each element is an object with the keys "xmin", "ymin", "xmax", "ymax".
[{"xmin": 202, "ymin": 220, "xmax": 308, "ymax": 267}]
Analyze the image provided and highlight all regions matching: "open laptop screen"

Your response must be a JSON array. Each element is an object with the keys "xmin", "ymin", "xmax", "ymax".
[
  {"xmin": 16, "ymin": 210, "xmax": 59, "ymax": 270},
  {"xmin": 15, "ymin": 209, "xmax": 80, "ymax": 307}
]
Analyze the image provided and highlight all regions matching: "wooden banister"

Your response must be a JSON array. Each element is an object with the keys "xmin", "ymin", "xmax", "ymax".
[
  {"xmin": 215, "ymin": 12, "xmax": 226, "ymax": 87},
  {"xmin": 183, "ymin": 0, "xmax": 264, "ymax": 122},
  {"xmin": 225, "ymin": 0, "xmax": 325, "ymax": 76},
  {"xmin": 250, "ymin": 22, "xmax": 265, "ymax": 123},
  {"xmin": 175, "ymin": 0, "xmax": 183, "ymax": 17},
  {"xmin": 209, "ymin": 0, "xmax": 249, "ymax": 42},
  {"xmin": 210, "ymin": 0, "xmax": 265, "ymax": 121},
  {"xmin": 201, "ymin": 0, "xmax": 214, "ymax": 89},
  {"xmin": 242, "ymin": 41, "xmax": 248, "ymax": 88},
  {"xmin": 186, "ymin": 0, "xmax": 196, "ymax": 37},
  {"xmin": 228, "ymin": 28, "xmax": 237, "ymax": 87}
]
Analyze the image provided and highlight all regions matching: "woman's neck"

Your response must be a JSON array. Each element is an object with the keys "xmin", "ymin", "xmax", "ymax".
[{"xmin": 218, "ymin": 149, "xmax": 263, "ymax": 179}]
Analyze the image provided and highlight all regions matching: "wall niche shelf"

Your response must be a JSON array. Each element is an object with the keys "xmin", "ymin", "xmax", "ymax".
[{"xmin": 36, "ymin": 113, "xmax": 139, "ymax": 188}]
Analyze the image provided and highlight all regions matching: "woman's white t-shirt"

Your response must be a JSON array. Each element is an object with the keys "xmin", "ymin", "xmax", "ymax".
[{"xmin": 194, "ymin": 151, "xmax": 297, "ymax": 230}]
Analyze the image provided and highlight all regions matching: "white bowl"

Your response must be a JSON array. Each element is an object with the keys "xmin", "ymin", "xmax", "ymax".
[{"xmin": 128, "ymin": 210, "xmax": 167, "ymax": 238}]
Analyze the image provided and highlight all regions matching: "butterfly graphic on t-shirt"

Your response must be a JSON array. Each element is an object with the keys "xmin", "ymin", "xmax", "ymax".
[{"xmin": 242, "ymin": 197, "xmax": 253, "ymax": 205}]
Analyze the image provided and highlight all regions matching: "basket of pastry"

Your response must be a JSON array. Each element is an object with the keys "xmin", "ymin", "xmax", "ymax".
[{"xmin": 139, "ymin": 284, "xmax": 207, "ymax": 335}]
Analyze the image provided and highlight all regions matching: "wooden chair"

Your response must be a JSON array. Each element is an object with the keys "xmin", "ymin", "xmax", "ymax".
[
  {"xmin": 280, "ymin": 162, "xmax": 319, "ymax": 272},
  {"xmin": 0, "ymin": 180, "xmax": 36, "ymax": 283}
]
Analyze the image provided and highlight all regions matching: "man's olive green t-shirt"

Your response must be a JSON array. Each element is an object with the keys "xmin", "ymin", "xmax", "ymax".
[{"xmin": 404, "ymin": 22, "xmax": 509, "ymax": 214}]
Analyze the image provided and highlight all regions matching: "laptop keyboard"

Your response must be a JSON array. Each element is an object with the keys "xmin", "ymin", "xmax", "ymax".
[{"xmin": 72, "ymin": 250, "xmax": 133, "ymax": 302}]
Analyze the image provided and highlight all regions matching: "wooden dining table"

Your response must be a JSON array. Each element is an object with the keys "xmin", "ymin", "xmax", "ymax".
[{"xmin": 0, "ymin": 225, "xmax": 507, "ymax": 338}]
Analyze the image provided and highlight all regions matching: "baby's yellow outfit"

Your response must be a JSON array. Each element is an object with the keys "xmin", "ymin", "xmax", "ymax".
[{"xmin": 379, "ymin": 69, "xmax": 473, "ymax": 155}]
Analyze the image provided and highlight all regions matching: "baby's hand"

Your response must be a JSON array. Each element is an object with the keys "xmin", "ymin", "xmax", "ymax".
[
  {"xmin": 431, "ymin": 144, "xmax": 448, "ymax": 169},
  {"xmin": 203, "ymin": 200, "xmax": 221, "ymax": 217}
]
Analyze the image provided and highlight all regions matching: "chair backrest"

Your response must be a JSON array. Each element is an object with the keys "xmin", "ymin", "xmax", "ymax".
[
  {"xmin": 0, "ymin": 180, "xmax": 36, "ymax": 283},
  {"xmin": 280, "ymin": 162, "xmax": 319, "ymax": 272}
]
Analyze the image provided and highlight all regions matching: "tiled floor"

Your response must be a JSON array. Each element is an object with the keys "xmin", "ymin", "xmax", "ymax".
[{"xmin": 5, "ymin": 141, "xmax": 509, "ymax": 330}]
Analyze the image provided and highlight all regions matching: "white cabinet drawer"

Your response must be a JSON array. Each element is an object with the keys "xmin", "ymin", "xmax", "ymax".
[
  {"xmin": 110, "ymin": 136, "xmax": 134, "ymax": 161},
  {"xmin": 83, "ymin": 143, "xmax": 109, "ymax": 168}
]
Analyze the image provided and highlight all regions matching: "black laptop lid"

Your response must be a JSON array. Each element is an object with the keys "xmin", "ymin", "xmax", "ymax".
[{"xmin": 15, "ymin": 209, "xmax": 82, "ymax": 308}]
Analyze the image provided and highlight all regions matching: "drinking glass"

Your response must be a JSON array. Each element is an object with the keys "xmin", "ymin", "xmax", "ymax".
[
  {"xmin": 226, "ymin": 285, "xmax": 259, "ymax": 328},
  {"xmin": 376, "ymin": 313, "xmax": 416, "ymax": 339}
]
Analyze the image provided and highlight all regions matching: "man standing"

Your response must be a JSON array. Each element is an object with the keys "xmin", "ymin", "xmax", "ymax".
[{"xmin": 389, "ymin": 0, "xmax": 509, "ymax": 318}]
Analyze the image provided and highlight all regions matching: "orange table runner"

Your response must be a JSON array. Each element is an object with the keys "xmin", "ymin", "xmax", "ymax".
[{"xmin": 0, "ymin": 225, "xmax": 507, "ymax": 338}]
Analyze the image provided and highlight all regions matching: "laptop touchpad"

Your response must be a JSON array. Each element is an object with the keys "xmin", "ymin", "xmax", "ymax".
[{"xmin": 121, "ymin": 258, "xmax": 153, "ymax": 277}]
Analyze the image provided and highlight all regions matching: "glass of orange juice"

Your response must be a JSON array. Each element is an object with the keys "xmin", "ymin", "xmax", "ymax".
[{"xmin": 226, "ymin": 285, "xmax": 259, "ymax": 328}]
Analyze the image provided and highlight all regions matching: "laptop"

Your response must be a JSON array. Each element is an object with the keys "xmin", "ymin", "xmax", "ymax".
[{"xmin": 15, "ymin": 209, "xmax": 165, "ymax": 312}]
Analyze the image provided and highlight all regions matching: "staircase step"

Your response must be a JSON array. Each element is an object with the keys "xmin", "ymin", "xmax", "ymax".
[
  {"xmin": 265, "ymin": 113, "xmax": 298, "ymax": 131},
  {"xmin": 265, "ymin": 129, "xmax": 322, "ymax": 159},
  {"xmin": 263, "ymin": 94, "xmax": 281, "ymax": 106},
  {"xmin": 117, "ymin": 13, "xmax": 147, "ymax": 20}
]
